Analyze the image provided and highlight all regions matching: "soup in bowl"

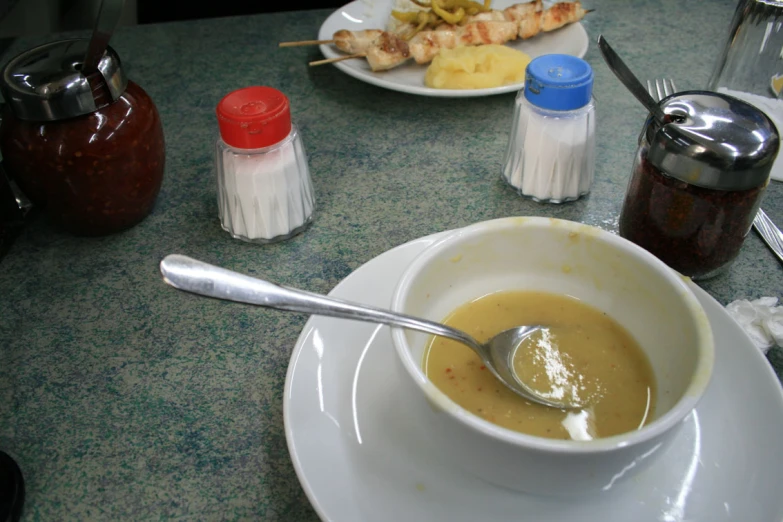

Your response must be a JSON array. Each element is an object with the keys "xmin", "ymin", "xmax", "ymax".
[{"xmin": 390, "ymin": 217, "xmax": 714, "ymax": 495}]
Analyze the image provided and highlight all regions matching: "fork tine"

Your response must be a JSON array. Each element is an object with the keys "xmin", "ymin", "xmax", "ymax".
[
  {"xmin": 646, "ymin": 78, "xmax": 679, "ymax": 102},
  {"xmin": 663, "ymin": 78, "xmax": 677, "ymax": 97},
  {"xmin": 656, "ymin": 79, "xmax": 666, "ymax": 102}
]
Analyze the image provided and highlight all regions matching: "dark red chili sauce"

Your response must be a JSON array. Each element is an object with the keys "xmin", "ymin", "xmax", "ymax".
[
  {"xmin": 619, "ymin": 146, "xmax": 764, "ymax": 279},
  {"xmin": 0, "ymin": 77, "xmax": 165, "ymax": 236}
]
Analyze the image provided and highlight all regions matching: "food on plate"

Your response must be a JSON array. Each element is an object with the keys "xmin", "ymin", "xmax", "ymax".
[
  {"xmin": 333, "ymin": 29, "xmax": 384, "ymax": 54},
  {"xmin": 423, "ymin": 290, "xmax": 656, "ymax": 441},
  {"xmin": 408, "ymin": 20, "xmax": 519, "ymax": 63},
  {"xmin": 387, "ymin": 0, "xmax": 587, "ymax": 41},
  {"xmin": 424, "ymin": 44, "xmax": 531, "ymax": 89},
  {"xmin": 367, "ymin": 20, "xmax": 519, "ymax": 70},
  {"xmin": 388, "ymin": 0, "xmax": 494, "ymax": 38},
  {"xmin": 323, "ymin": 0, "xmax": 585, "ymax": 73},
  {"xmin": 286, "ymin": 0, "xmax": 590, "ymax": 73},
  {"xmin": 388, "ymin": 0, "xmax": 431, "ymax": 34}
]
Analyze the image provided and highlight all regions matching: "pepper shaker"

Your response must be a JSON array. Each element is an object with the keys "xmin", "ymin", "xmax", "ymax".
[
  {"xmin": 619, "ymin": 91, "xmax": 779, "ymax": 280},
  {"xmin": 215, "ymin": 86, "xmax": 315, "ymax": 244},
  {"xmin": 502, "ymin": 54, "xmax": 596, "ymax": 203}
]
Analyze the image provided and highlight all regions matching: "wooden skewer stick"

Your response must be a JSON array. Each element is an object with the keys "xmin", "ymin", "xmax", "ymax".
[
  {"xmin": 279, "ymin": 39, "xmax": 335, "ymax": 47},
  {"xmin": 309, "ymin": 54, "xmax": 365, "ymax": 67}
]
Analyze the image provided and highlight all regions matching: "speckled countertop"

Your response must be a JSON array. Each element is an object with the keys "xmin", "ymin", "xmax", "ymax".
[{"xmin": 0, "ymin": 0, "xmax": 781, "ymax": 519}]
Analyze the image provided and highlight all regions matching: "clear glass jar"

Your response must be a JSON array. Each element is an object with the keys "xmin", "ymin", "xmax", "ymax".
[
  {"xmin": 503, "ymin": 54, "xmax": 596, "ymax": 203},
  {"xmin": 708, "ymin": 0, "xmax": 783, "ymax": 182},
  {"xmin": 215, "ymin": 86, "xmax": 315, "ymax": 244}
]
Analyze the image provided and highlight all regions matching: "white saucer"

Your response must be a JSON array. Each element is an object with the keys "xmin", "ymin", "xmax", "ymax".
[
  {"xmin": 316, "ymin": 0, "xmax": 589, "ymax": 98},
  {"xmin": 284, "ymin": 232, "xmax": 783, "ymax": 521}
]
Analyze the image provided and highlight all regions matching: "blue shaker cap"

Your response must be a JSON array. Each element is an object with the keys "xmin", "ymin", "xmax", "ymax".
[{"xmin": 524, "ymin": 54, "xmax": 594, "ymax": 111}]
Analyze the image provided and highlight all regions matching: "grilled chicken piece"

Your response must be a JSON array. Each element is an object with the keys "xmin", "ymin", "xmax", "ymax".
[
  {"xmin": 334, "ymin": 29, "xmax": 384, "ymax": 54},
  {"xmin": 365, "ymin": 32, "xmax": 411, "ymax": 71},
  {"xmin": 462, "ymin": 10, "xmax": 507, "ymax": 22},
  {"xmin": 541, "ymin": 1, "xmax": 588, "ymax": 33},
  {"xmin": 409, "ymin": 21, "xmax": 519, "ymax": 64},
  {"xmin": 503, "ymin": 0, "xmax": 544, "ymax": 22},
  {"xmin": 518, "ymin": 1, "xmax": 587, "ymax": 39}
]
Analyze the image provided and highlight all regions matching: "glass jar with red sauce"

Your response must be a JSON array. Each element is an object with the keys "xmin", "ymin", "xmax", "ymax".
[
  {"xmin": 0, "ymin": 39, "xmax": 165, "ymax": 236},
  {"xmin": 619, "ymin": 91, "xmax": 778, "ymax": 280}
]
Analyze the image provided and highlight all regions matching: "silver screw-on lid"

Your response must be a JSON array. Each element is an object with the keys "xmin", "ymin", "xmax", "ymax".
[
  {"xmin": 644, "ymin": 90, "xmax": 779, "ymax": 191},
  {"xmin": 0, "ymin": 38, "xmax": 127, "ymax": 122}
]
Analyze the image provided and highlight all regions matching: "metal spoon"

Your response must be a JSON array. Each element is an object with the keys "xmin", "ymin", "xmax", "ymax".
[
  {"xmin": 81, "ymin": 0, "xmax": 125, "ymax": 74},
  {"xmin": 597, "ymin": 34, "xmax": 667, "ymax": 123},
  {"xmin": 159, "ymin": 254, "xmax": 579, "ymax": 409}
]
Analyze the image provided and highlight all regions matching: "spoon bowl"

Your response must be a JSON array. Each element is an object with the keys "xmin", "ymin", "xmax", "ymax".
[{"xmin": 159, "ymin": 254, "xmax": 574, "ymax": 409}]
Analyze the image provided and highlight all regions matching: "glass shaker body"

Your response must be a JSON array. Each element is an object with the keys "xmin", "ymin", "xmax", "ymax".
[
  {"xmin": 216, "ymin": 86, "xmax": 315, "ymax": 244},
  {"xmin": 502, "ymin": 54, "xmax": 596, "ymax": 204},
  {"xmin": 708, "ymin": 0, "xmax": 783, "ymax": 182},
  {"xmin": 215, "ymin": 125, "xmax": 315, "ymax": 244},
  {"xmin": 502, "ymin": 94, "xmax": 596, "ymax": 203},
  {"xmin": 619, "ymin": 139, "xmax": 766, "ymax": 280},
  {"xmin": 708, "ymin": 0, "xmax": 783, "ymax": 97}
]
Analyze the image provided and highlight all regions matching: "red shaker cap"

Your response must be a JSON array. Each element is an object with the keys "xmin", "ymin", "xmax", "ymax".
[{"xmin": 216, "ymin": 86, "xmax": 291, "ymax": 149}]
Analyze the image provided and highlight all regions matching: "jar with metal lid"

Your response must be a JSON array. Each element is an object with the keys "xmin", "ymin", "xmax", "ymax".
[
  {"xmin": 618, "ymin": 91, "xmax": 779, "ymax": 280},
  {"xmin": 0, "ymin": 39, "xmax": 165, "ymax": 236}
]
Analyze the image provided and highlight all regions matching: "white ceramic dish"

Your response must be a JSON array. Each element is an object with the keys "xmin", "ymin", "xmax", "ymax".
[
  {"xmin": 389, "ymin": 217, "xmax": 714, "ymax": 495},
  {"xmin": 284, "ymin": 230, "xmax": 783, "ymax": 521},
  {"xmin": 316, "ymin": 0, "xmax": 590, "ymax": 98}
]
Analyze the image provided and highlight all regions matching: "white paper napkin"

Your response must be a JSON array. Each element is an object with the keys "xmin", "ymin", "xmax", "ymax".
[{"xmin": 726, "ymin": 297, "xmax": 783, "ymax": 354}]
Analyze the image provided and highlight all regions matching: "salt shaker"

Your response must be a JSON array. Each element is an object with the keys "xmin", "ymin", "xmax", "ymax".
[
  {"xmin": 215, "ymin": 86, "xmax": 315, "ymax": 244},
  {"xmin": 619, "ymin": 91, "xmax": 779, "ymax": 280},
  {"xmin": 502, "ymin": 54, "xmax": 596, "ymax": 203}
]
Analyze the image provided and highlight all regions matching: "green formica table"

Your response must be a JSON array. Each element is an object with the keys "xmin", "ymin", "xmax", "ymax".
[{"xmin": 1, "ymin": 0, "xmax": 781, "ymax": 519}]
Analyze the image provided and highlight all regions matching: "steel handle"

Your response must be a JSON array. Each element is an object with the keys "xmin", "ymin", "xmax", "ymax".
[{"xmin": 159, "ymin": 254, "xmax": 483, "ymax": 352}]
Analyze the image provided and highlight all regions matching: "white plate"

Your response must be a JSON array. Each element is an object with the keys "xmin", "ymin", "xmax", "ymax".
[
  {"xmin": 316, "ymin": 0, "xmax": 590, "ymax": 97},
  {"xmin": 284, "ymin": 232, "xmax": 783, "ymax": 521}
]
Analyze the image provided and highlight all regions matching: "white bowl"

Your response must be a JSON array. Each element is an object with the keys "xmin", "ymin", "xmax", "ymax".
[{"xmin": 390, "ymin": 217, "xmax": 714, "ymax": 496}]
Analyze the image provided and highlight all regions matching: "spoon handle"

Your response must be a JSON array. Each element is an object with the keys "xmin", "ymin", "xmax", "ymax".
[
  {"xmin": 82, "ymin": 0, "xmax": 125, "ymax": 74},
  {"xmin": 159, "ymin": 254, "xmax": 482, "ymax": 352},
  {"xmin": 597, "ymin": 35, "xmax": 667, "ymax": 123}
]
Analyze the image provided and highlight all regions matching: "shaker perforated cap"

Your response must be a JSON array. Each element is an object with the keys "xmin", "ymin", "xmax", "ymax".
[
  {"xmin": 216, "ymin": 86, "xmax": 291, "ymax": 149},
  {"xmin": 524, "ymin": 54, "xmax": 594, "ymax": 111},
  {"xmin": 645, "ymin": 91, "xmax": 779, "ymax": 190},
  {"xmin": 0, "ymin": 39, "xmax": 127, "ymax": 121}
]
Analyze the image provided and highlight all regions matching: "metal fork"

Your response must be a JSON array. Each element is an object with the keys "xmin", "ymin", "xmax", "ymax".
[
  {"xmin": 646, "ymin": 78, "xmax": 677, "ymax": 101},
  {"xmin": 647, "ymin": 78, "xmax": 783, "ymax": 265},
  {"xmin": 753, "ymin": 209, "xmax": 783, "ymax": 264}
]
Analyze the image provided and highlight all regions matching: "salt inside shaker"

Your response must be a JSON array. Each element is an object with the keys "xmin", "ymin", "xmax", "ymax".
[
  {"xmin": 619, "ymin": 91, "xmax": 779, "ymax": 280},
  {"xmin": 215, "ymin": 86, "xmax": 315, "ymax": 243},
  {"xmin": 502, "ymin": 54, "xmax": 596, "ymax": 203}
]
